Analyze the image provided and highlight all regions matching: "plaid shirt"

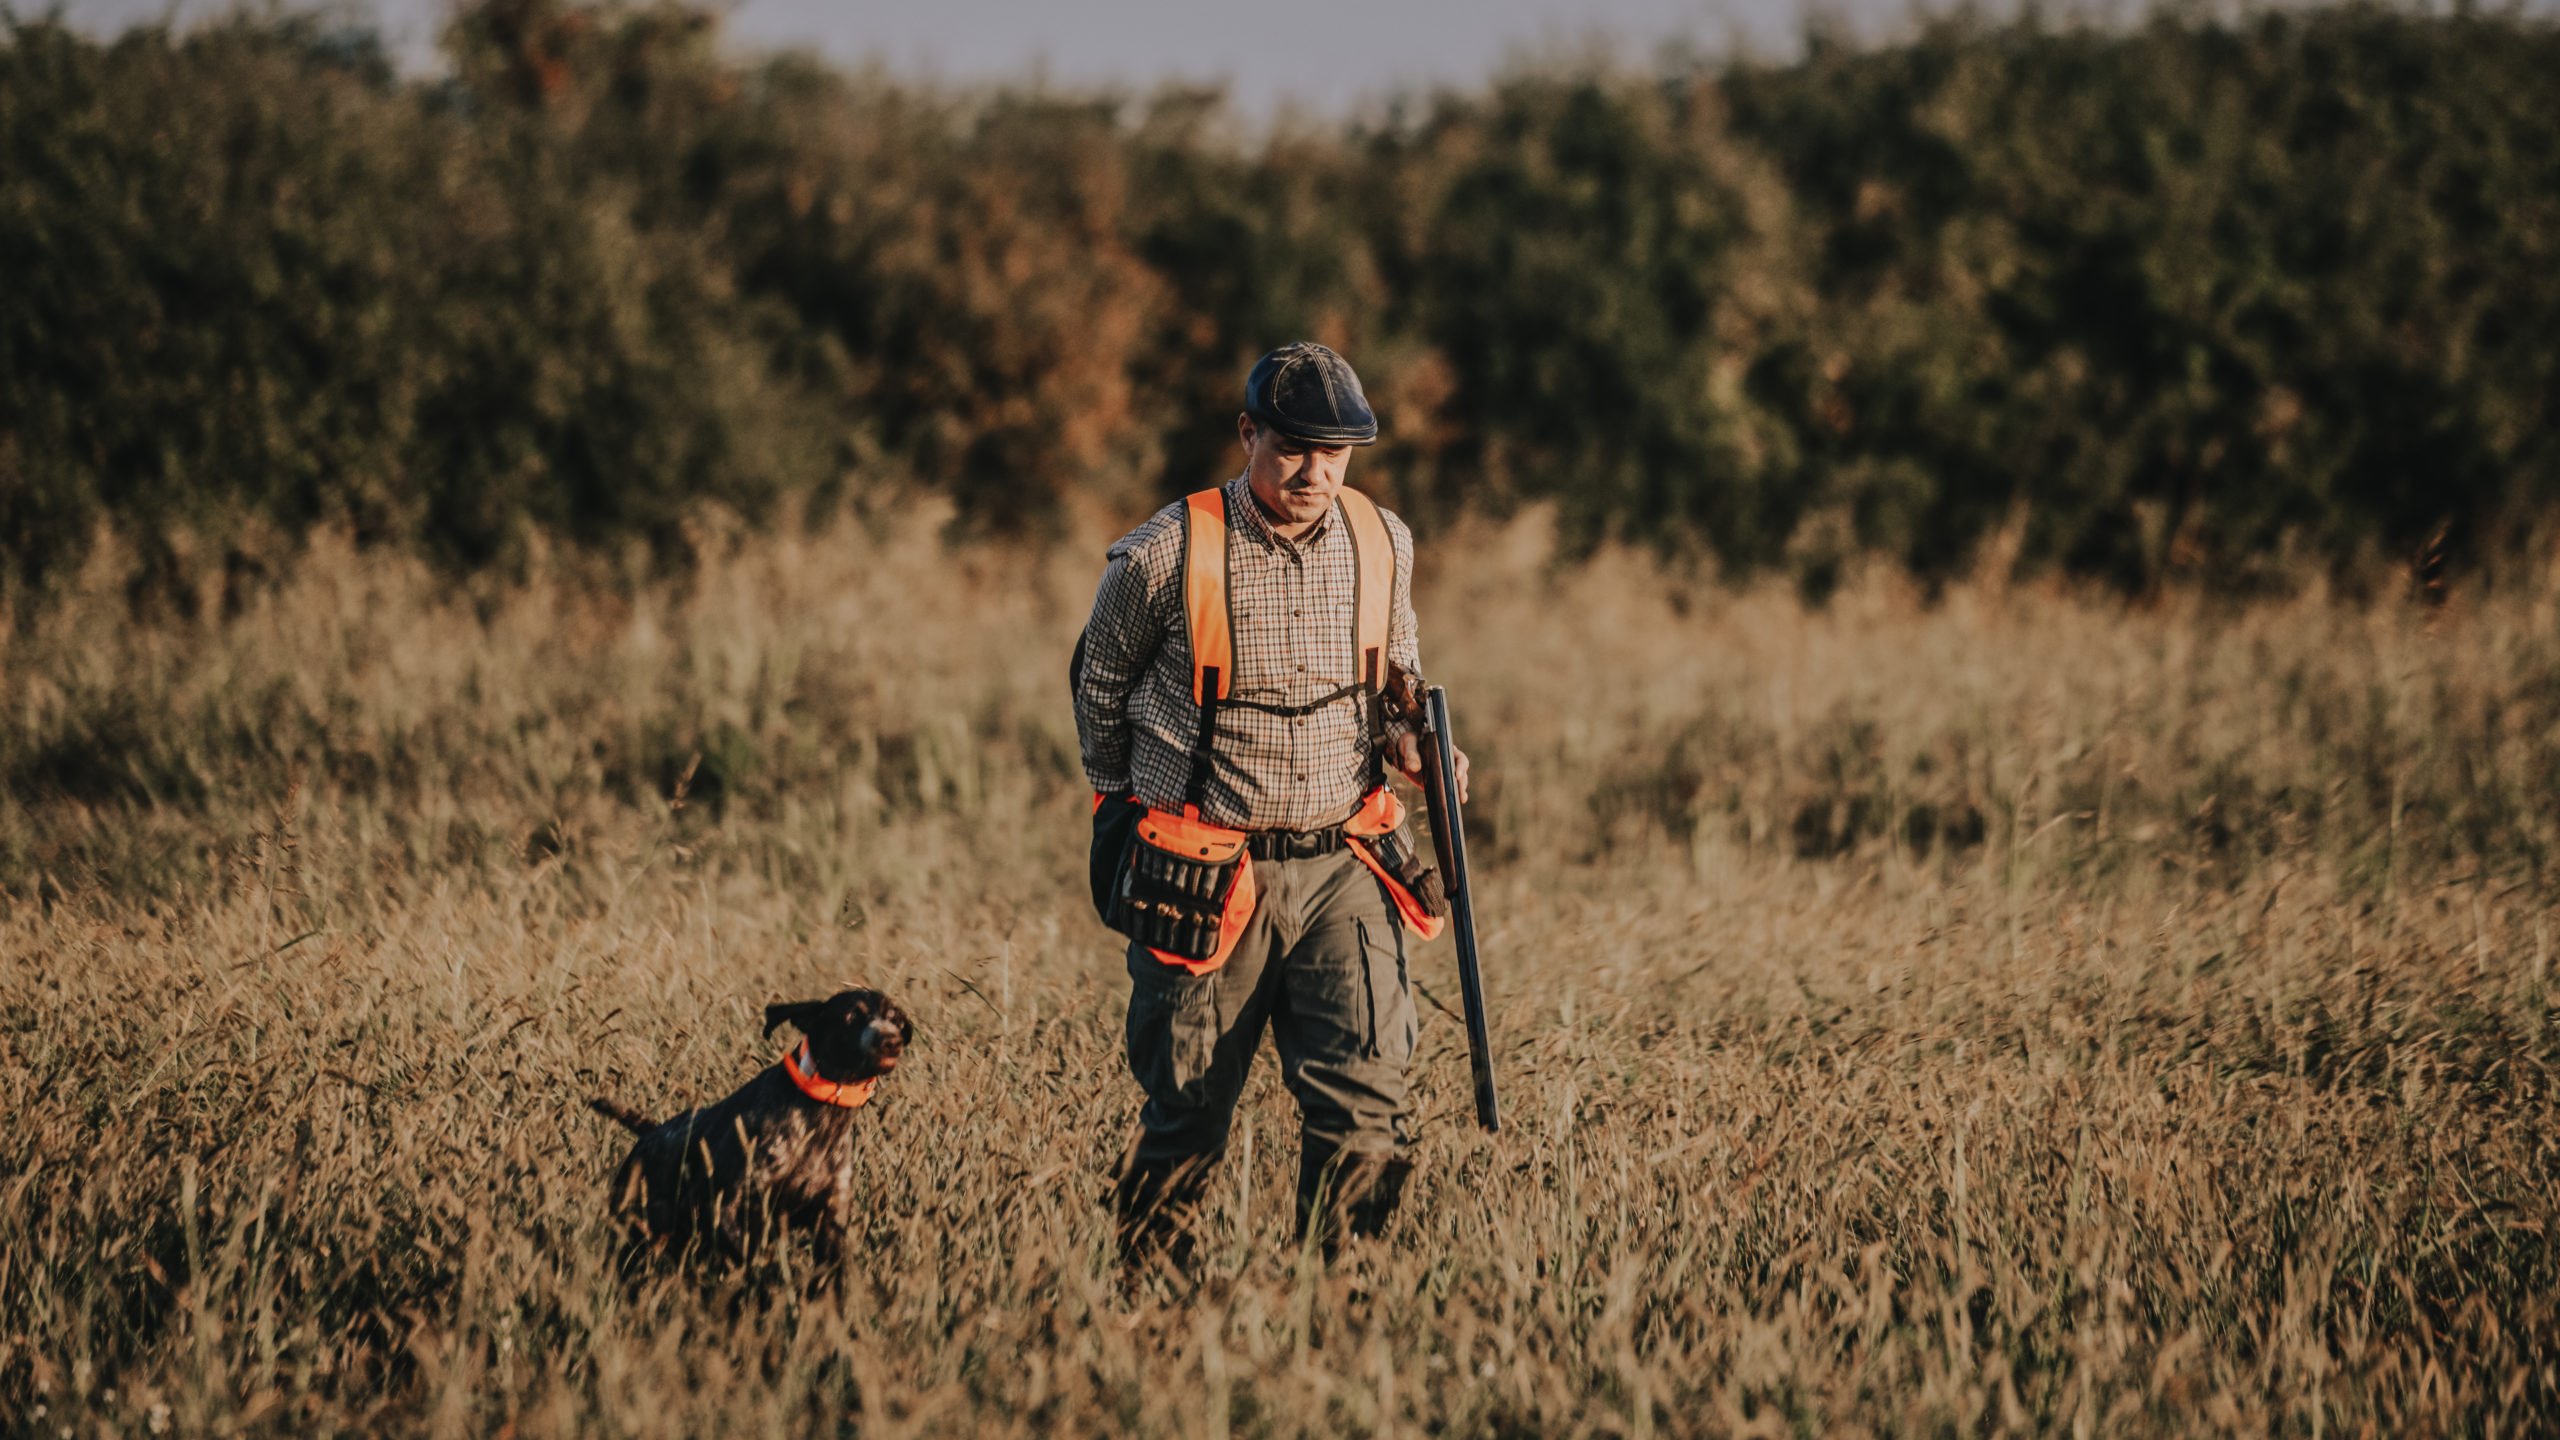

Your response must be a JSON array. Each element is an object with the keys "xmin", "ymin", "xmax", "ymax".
[{"xmin": 1073, "ymin": 473, "xmax": 1421, "ymax": 831}]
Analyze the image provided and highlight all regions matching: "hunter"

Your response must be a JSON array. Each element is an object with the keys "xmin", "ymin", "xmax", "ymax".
[{"xmin": 1073, "ymin": 341, "xmax": 1469, "ymax": 1266}]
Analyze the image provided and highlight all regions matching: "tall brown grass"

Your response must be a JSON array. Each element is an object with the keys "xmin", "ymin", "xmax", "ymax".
[{"xmin": 4, "ymin": 511, "xmax": 2554, "ymax": 1435}]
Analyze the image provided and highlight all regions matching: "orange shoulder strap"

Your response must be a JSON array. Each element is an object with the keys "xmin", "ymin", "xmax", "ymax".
[
  {"xmin": 1178, "ymin": 485, "xmax": 1395, "ymax": 813},
  {"xmin": 1187, "ymin": 485, "xmax": 1391, "ymax": 702},
  {"xmin": 1182, "ymin": 489, "xmax": 1232, "ymax": 706},
  {"xmin": 1337, "ymin": 488, "xmax": 1393, "ymax": 693}
]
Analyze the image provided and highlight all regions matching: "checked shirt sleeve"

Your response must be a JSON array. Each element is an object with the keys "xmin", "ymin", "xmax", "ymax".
[
  {"xmin": 1381, "ymin": 506, "xmax": 1424, "ymax": 744},
  {"xmin": 1383, "ymin": 508, "xmax": 1420, "ymax": 679},
  {"xmin": 1071, "ymin": 508, "xmax": 1181, "ymax": 796}
]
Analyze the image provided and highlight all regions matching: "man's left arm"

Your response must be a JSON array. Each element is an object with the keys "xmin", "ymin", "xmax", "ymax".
[
  {"xmin": 1381, "ymin": 510, "xmax": 1468, "ymax": 801},
  {"xmin": 1386, "ymin": 510, "xmax": 1421, "ymax": 688}
]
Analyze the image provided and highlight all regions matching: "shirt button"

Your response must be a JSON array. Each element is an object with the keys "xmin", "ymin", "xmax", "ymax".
[
  {"xmin": 1292, "ymin": 609, "xmax": 1302, "ymax": 618},
  {"xmin": 1296, "ymin": 774, "xmax": 1308, "ymax": 782}
]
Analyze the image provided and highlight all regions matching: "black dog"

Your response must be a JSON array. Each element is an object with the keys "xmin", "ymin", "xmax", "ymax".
[{"xmin": 591, "ymin": 988, "xmax": 912, "ymax": 1257}]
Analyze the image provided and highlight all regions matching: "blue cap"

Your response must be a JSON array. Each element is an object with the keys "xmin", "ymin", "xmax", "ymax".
[{"xmin": 1244, "ymin": 342, "xmax": 1379, "ymax": 446}]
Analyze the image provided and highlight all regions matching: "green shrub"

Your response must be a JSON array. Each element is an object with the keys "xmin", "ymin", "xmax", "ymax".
[{"xmin": 5, "ymin": 1, "xmax": 2556, "ymax": 612}]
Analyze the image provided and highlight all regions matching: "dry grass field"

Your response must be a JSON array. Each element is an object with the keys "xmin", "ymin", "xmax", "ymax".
[{"xmin": 4, "ymin": 511, "xmax": 2556, "ymax": 1437}]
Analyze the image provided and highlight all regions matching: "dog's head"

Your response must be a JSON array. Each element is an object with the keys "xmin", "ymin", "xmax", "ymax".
[{"xmin": 764, "ymin": 988, "xmax": 913, "ymax": 1083}]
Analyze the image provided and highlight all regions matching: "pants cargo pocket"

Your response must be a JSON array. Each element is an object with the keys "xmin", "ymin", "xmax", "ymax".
[
  {"xmin": 1353, "ymin": 916, "xmax": 1413, "ymax": 1067},
  {"xmin": 1353, "ymin": 919, "xmax": 1380, "ymax": 1059},
  {"xmin": 1126, "ymin": 955, "xmax": 1224, "ymax": 1107}
]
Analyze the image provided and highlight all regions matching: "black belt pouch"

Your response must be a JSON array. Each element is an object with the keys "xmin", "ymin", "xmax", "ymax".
[{"xmin": 1091, "ymin": 793, "xmax": 1145, "ymax": 926}]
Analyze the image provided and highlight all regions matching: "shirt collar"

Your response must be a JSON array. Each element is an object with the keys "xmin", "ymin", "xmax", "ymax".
[{"xmin": 1225, "ymin": 471, "xmax": 1335, "ymax": 552}]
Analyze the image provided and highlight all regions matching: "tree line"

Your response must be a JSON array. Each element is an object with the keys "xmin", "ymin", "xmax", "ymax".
[{"xmin": 4, "ymin": 0, "xmax": 2555, "ymax": 612}]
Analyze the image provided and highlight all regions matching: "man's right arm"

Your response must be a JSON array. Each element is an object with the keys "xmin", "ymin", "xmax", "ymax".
[{"xmin": 1070, "ymin": 519, "xmax": 1175, "ymax": 796}]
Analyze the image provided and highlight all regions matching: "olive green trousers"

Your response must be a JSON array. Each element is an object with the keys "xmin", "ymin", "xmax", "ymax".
[{"xmin": 1116, "ymin": 847, "xmax": 1418, "ymax": 1250}]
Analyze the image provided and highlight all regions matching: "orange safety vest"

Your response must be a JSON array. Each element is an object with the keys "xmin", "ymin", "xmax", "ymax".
[{"xmin": 1127, "ymin": 485, "xmax": 1445, "ymax": 975}]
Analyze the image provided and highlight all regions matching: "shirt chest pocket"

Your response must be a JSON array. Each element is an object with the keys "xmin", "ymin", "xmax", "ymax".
[{"xmin": 1230, "ymin": 599, "xmax": 1358, "ymax": 695}]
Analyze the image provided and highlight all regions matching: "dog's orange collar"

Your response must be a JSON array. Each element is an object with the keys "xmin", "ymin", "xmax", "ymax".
[{"xmin": 782, "ymin": 1040, "xmax": 878, "ymax": 1110}]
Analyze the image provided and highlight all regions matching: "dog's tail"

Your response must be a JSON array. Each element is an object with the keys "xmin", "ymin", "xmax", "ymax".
[{"xmin": 589, "ymin": 1096, "xmax": 658, "ymax": 1135}]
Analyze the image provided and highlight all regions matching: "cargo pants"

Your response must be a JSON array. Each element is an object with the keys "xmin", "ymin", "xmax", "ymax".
[{"xmin": 1115, "ymin": 846, "xmax": 1418, "ymax": 1259}]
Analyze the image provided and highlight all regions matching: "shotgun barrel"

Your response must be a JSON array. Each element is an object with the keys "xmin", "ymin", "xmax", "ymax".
[{"xmin": 1418, "ymin": 685, "xmax": 1499, "ymax": 1133}]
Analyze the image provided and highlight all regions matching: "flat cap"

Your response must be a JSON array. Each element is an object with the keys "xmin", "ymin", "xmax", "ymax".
[{"xmin": 1244, "ymin": 342, "xmax": 1379, "ymax": 446}]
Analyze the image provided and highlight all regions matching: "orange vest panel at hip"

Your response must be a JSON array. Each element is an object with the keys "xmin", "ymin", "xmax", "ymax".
[{"xmin": 1343, "ymin": 785, "xmax": 1450, "ymax": 942}]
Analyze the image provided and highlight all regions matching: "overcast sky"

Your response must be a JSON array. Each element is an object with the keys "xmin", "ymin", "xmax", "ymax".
[{"xmin": 55, "ymin": 0, "xmax": 2040, "ymax": 113}]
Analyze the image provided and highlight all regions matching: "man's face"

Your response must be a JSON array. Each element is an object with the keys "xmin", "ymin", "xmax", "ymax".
[{"xmin": 1240, "ymin": 415, "xmax": 1353, "ymax": 528}]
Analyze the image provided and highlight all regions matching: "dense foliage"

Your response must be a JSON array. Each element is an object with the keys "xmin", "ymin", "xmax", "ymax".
[{"xmin": 5, "ymin": 1, "xmax": 2556, "ymax": 607}]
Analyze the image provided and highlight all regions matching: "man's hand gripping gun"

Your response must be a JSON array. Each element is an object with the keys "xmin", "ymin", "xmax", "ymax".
[{"xmin": 1384, "ymin": 666, "xmax": 1501, "ymax": 1134}]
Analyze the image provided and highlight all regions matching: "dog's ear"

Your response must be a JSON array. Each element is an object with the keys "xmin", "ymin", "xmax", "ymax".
[{"xmin": 764, "ymin": 999, "xmax": 824, "ymax": 1037}]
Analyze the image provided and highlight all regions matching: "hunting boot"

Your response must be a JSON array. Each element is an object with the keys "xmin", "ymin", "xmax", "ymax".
[
  {"xmin": 1112, "ymin": 1146, "xmax": 1220, "ymax": 1276},
  {"xmin": 1295, "ymin": 1151, "xmax": 1412, "ymax": 1259}
]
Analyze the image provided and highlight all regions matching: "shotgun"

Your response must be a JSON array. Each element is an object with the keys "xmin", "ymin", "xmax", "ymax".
[{"xmin": 1417, "ymin": 685, "xmax": 1499, "ymax": 1133}]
